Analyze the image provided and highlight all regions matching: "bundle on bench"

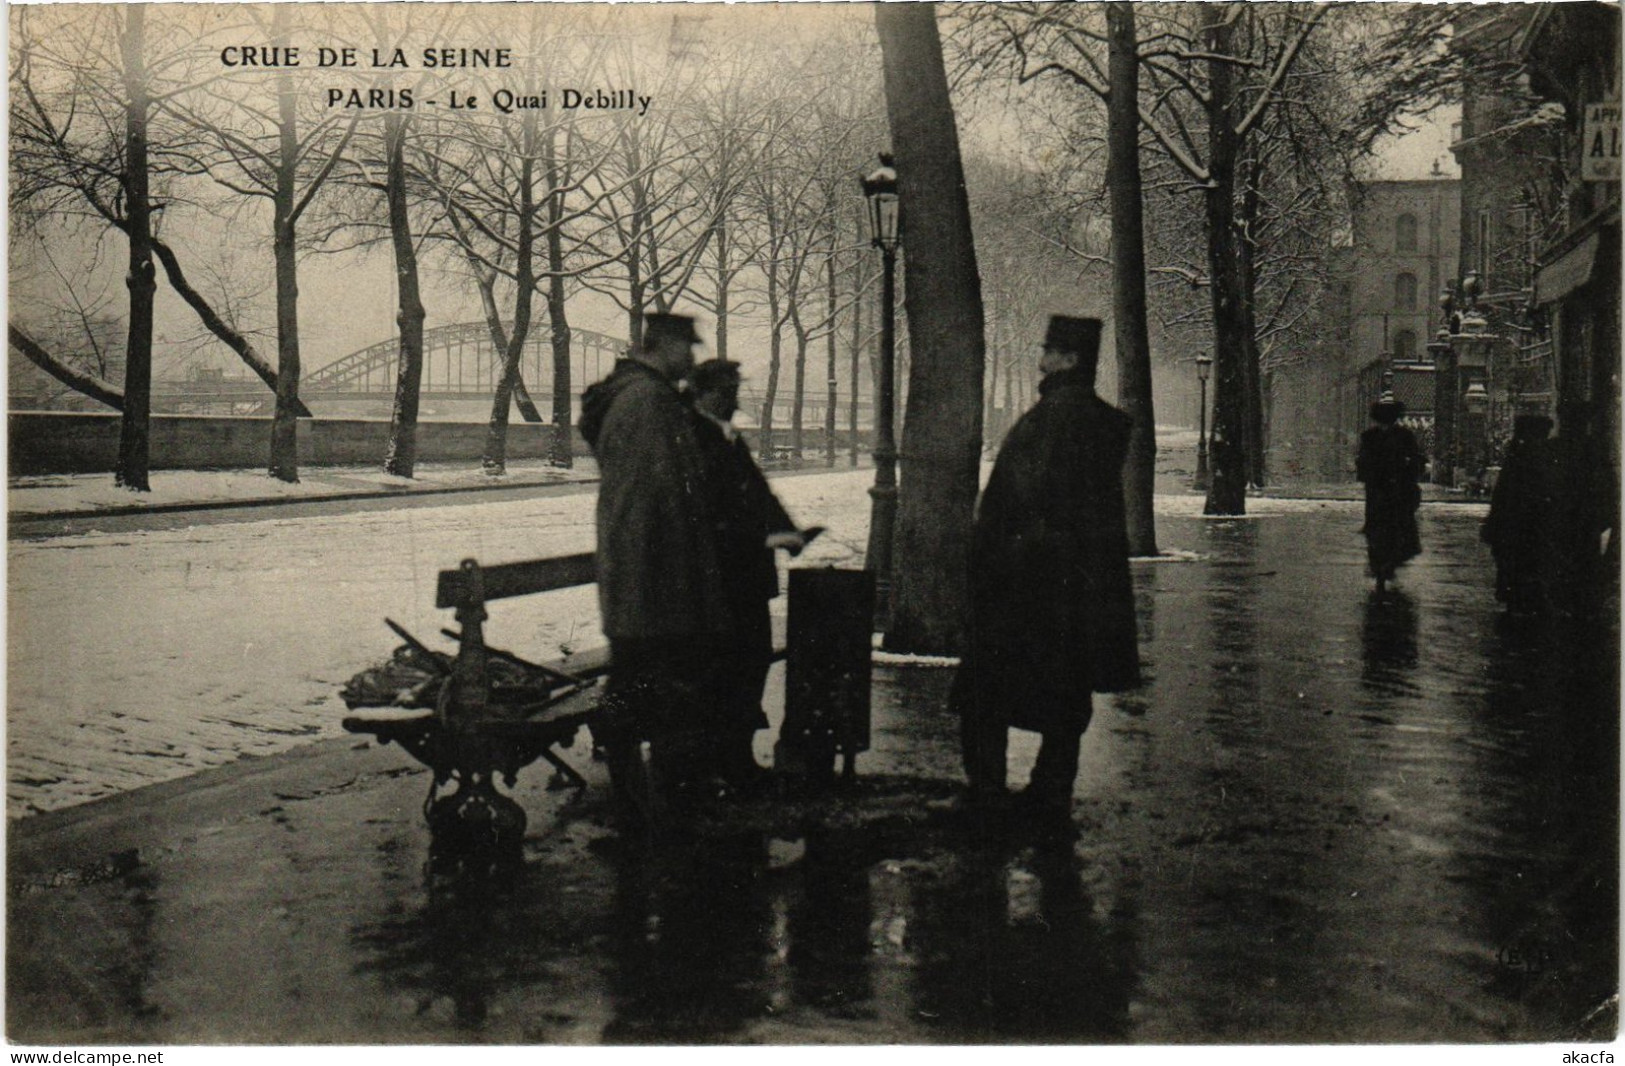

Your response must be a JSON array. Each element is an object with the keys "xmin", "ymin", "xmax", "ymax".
[{"xmin": 339, "ymin": 554, "xmax": 607, "ymax": 871}]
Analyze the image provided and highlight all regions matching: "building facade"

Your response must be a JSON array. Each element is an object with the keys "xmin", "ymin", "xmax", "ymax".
[
  {"xmin": 1347, "ymin": 178, "xmax": 1463, "ymax": 371},
  {"xmin": 1442, "ymin": 3, "xmax": 1619, "ymax": 495},
  {"xmin": 1312, "ymin": 177, "xmax": 1460, "ymax": 476}
]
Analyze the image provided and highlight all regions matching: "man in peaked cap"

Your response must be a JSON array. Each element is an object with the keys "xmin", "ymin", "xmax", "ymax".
[
  {"xmin": 952, "ymin": 315, "xmax": 1142, "ymax": 822},
  {"xmin": 579, "ymin": 311, "xmax": 732, "ymax": 818}
]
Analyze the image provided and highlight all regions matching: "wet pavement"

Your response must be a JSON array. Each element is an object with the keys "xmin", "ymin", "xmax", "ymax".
[{"xmin": 8, "ymin": 503, "xmax": 1618, "ymax": 1044}]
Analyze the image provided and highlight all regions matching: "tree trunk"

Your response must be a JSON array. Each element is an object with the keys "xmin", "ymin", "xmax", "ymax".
[
  {"xmin": 875, "ymin": 2, "xmax": 986, "ymax": 654},
  {"xmin": 1108, "ymin": 2, "xmax": 1159, "ymax": 554},
  {"xmin": 8, "ymin": 325, "xmax": 125, "ymax": 410},
  {"xmin": 714, "ymin": 221, "xmax": 730, "ymax": 363},
  {"xmin": 825, "ymin": 210, "xmax": 839, "ymax": 467},
  {"xmin": 1004, "ymin": 352, "xmax": 1016, "ymax": 440},
  {"xmin": 382, "ymin": 114, "xmax": 426, "ymax": 478},
  {"xmin": 149, "ymin": 239, "xmax": 309, "ymax": 415},
  {"xmin": 627, "ymin": 273, "xmax": 644, "ymax": 351},
  {"xmin": 791, "ymin": 320, "xmax": 807, "ymax": 465},
  {"xmin": 117, "ymin": 6, "xmax": 154, "ymax": 492},
  {"xmin": 982, "ymin": 338, "xmax": 1000, "ymax": 445},
  {"xmin": 762, "ymin": 258, "xmax": 782, "ymax": 456},
  {"xmin": 545, "ymin": 123, "xmax": 574, "ymax": 468},
  {"xmin": 1238, "ymin": 151, "xmax": 1267, "ymax": 489},
  {"xmin": 268, "ymin": 36, "xmax": 302, "ymax": 484},
  {"xmin": 484, "ymin": 112, "xmax": 538, "ymax": 476},
  {"xmin": 850, "ymin": 250, "xmax": 864, "ymax": 467},
  {"xmin": 1202, "ymin": 6, "xmax": 1248, "ymax": 516}
]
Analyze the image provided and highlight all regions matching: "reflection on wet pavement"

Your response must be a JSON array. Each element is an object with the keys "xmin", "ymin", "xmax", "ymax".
[
  {"xmin": 288, "ymin": 506, "xmax": 1625, "ymax": 1043},
  {"xmin": 10, "ymin": 505, "xmax": 1616, "ymax": 1044}
]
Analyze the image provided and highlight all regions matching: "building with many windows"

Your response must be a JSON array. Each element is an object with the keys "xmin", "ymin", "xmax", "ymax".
[
  {"xmin": 1346, "ymin": 177, "xmax": 1462, "ymax": 370},
  {"xmin": 1297, "ymin": 175, "xmax": 1460, "ymax": 477}
]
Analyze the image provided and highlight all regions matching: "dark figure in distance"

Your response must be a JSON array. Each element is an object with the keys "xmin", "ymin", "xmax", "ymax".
[
  {"xmin": 953, "ymin": 315, "xmax": 1142, "ymax": 816},
  {"xmin": 579, "ymin": 313, "xmax": 731, "ymax": 813},
  {"xmin": 1482, "ymin": 414, "xmax": 1558, "ymax": 616},
  {"xmin": 1356, "ymin": 396, "xmax": 1424, "ymax": 593},
  {"xmin": 688, "ymin": 358, "xmax": 807, "ymax": 789}
]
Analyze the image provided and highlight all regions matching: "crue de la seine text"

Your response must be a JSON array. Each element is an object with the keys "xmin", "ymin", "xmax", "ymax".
[{"xmin": 219, "ymin": 46, "xmax": 654, "ymax": 115}]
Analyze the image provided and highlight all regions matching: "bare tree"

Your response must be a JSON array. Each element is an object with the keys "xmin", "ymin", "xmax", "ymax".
[
  {"xmin": 953, "ymin": 2, "xmax": 1329, "ymax": 514},
  {"xmin": 573, "ymin": 30, "xmax": 715, "ymax": 346},
  {"xmin": 9, "ymin": 6, "xmax": 317, "ymax": 482},
  {"xmin": 1107, "ymin": 3, "xmax": 1158, "ymax": 554},
  {"xmin": 876, "ymin": 3, "xmax": 987, "ymax": 654},
  {"xmin": 401, "ymin": 11, "xmax": 635, "ymax": 473},
  {"xmin": 161, "ymin": 6, "xmax": 359, "ymax": 481}
]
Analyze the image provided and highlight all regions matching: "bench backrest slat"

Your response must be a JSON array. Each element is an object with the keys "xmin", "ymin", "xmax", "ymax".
[{"xmin": 436, "ymin": 552, "xmax": 597, "ymax": 608}]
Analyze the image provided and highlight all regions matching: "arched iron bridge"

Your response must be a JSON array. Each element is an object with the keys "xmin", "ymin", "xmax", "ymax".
[{"xmin": 151, "ymin": 320, "xmax": 870, "ymax": 430}]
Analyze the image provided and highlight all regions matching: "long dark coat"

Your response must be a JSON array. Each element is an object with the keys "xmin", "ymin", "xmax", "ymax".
[
  {"xmin": 579, "ymin": 361, "xmax": 732, "ymax": 644},
  {"xmin": 1482, "ymin": 434, "xmax": 1558, "ymax": 611},
  {"xmin": 692, "ymin": 414, "xmax": 797, "ymax": 732},
  {"xmin": 1356, "ymin": 423, "xmax": 1424, "ymax": 576},
  {"xmin": 692, "ymin": 416, "xmax": 796, "ymax": 619},
  {"xmin": 956, "ymin": 366, "xmax": 1142, "ymax": 736}
]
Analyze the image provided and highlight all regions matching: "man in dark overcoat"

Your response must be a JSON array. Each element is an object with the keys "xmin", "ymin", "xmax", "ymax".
[
  {"xmin": 1481, "ymin": 414, "xmax": 1558, "ymax": 615},
  {"xmin": 688, "ymin": 359, "xmax": 807, "ymax": 788},
  {"xmin": 579, "ymin": 313, "xmax": 733, "ymax": 804},
  {"xmin": 954, "ymin": 315, "xmax": 1142, "ymax": 813}
]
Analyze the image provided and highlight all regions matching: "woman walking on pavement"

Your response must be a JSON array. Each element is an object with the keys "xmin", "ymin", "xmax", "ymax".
[{"xmin": 1356, "ymin": 395, "xmax": 1425, "ymax": 593}]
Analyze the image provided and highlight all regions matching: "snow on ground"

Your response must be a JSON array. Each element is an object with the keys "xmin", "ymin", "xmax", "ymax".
[
  {"xmin": 1154, "ymin": 494, "xmax": 1365, "ymax": 519},
  {"xmin": 7, "ymin": 458, "xmax": 600, "ymax": 515},
  {"xmin": 5, "ymin": 469, "xmax": 868, "ymax": 816}
]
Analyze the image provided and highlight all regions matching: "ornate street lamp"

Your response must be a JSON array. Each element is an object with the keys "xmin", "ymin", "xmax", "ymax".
[
  {"xmin": 861, "ymin": 153, "xmax": 901, "ymax": 625},
  {"xmin": 1194, "ymin": 352, "xmax": 1212, "ymax": 491},
  {"xmin": 1429, "ymin": 283, "xmax": 1460, "ymax": 486}
]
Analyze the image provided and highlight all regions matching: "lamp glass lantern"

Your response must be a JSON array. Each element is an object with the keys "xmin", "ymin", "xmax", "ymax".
[
  {"xmin": 861, "ymin": 156, "xmax": 900, "ymax": 251},
  {"xmin": 1196, "ymin": 353, "xmax": 1212, "ymax": 383}
]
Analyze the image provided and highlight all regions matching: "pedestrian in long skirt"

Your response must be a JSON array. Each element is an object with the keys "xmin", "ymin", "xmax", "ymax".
[{"xmin": 1356, "ymin": 396, "xmax": 1425, "ymax": 592}]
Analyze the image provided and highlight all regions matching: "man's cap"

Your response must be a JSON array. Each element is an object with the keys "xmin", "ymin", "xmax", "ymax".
[
  {"xmin": 1043, "ymin": 315, "xmax": 1103, "ymax": 358},
  {"xmin": 644, "ymin": 312, "xmax": 702, "ymax": 347},
  {"xmin": 691, "ymin": 359, "xmax": 742, "ymax": 393}
]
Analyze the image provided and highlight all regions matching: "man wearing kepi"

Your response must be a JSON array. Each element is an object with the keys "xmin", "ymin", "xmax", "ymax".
[
  {"xmin": 579, "ymin": 312, "xmax": 730, "ymax": 813},
  {"xmin": 954, "ymin": 315, "xmax": 1141, "ymax": 817},
  {"xmin": 688, "ymin": 359, "xmax": 808, "ymax": 790}
]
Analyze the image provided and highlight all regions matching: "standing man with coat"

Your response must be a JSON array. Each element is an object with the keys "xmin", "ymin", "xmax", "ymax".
[
  {"xmin": 954, "ymin": 315, "xmax": 1142, "ymax": 816},
  {"xmin": 579, "ymin": 313, "xmax": 732, "ymax": 813},
  {"xmin": 688, "ymin": 358, "xmax": 808, "ymax": 789}
]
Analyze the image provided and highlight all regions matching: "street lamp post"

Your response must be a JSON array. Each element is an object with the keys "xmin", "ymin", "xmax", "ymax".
[
  {"xmin": 861, "ymin": 153, "xmax": 901, "ymax": 626},
  {"xmin": 1194, "ymin": 352, "xmax": 1212, "ymax": 491}
]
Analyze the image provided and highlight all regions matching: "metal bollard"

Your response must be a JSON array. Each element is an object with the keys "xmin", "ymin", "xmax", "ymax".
[{"xmin": 777, "ymin": 567, "xmax": 875, "ymax": 783}]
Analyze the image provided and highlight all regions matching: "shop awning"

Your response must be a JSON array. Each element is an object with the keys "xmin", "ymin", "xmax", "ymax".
[{"xmin": 1534, "ymin": 232, "xmax": 1600, "ymax": 305}]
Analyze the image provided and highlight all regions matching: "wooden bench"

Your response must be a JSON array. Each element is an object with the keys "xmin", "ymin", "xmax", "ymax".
[
  {"xmin": 341, "ymin": 551, "xmax": 795, "ymax": 869},
  {"xmin": 342, "ymin": 553, "xmax": 608, "ymax": 790},
  {"xmin": 340, "ymin": 553, "xmax": 624, "ymax": 872}
]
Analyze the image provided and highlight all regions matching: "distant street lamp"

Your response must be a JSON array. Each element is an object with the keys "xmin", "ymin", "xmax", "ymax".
[
  {"xmin": 861, "ymin": 153, "xmax": 901, "ymax": 626},
  {"xmin": 1194, "ymin": 352, "xmax": 1212, "ymax": 491},
  {"xmin": 1453, "ymin": 272, "xmax": 1498, "ymax": 490}
]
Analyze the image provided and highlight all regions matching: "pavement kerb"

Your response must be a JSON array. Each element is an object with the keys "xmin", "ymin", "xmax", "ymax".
[
  {"xmin": 7, "ymin": 734, "xmax": 397, "ymax": 878},
  {"xmin": 10, "ymin": 481, "xmax": 1484, "ymax": 525}
]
